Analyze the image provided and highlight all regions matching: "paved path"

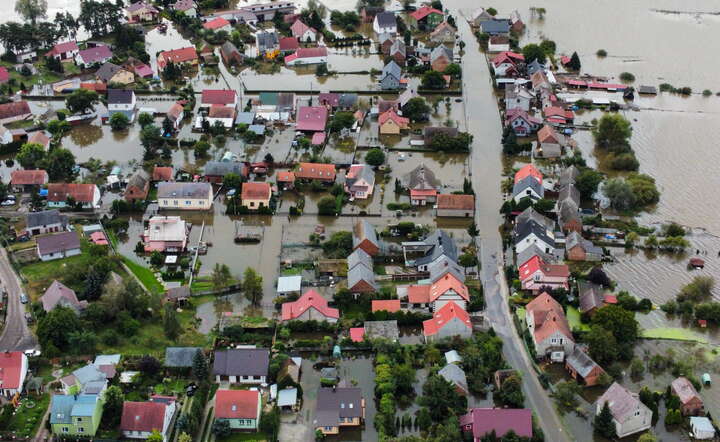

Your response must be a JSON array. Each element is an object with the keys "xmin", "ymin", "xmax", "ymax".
[
  {"xmin": 0, "ymin": 248, "xmax": 37, "ymax": 352},
  {"xmin": 450, "ymin": 6, "xmax": 571, "ymax": 441}
]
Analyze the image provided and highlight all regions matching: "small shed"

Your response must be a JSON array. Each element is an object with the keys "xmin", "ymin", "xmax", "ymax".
[
  {"xmin": 703, "ymin": 373, "xmax": 712, "ymax": 385},
  {"xmin": 277, "ymin": 275, "xmax": 302, "ymax": 294},
  {"xmin": 690, "ymin": 416, "xmax": 715, "ymax": 440},
  {"xmin": 445, "ymin": 350, "xmax": 462, "ymax": 365},
  {"xmin": 278, "ymin": 387, "xmax": 298, "ymax": 409}
]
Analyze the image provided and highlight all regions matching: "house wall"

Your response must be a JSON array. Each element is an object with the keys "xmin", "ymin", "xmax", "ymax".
[
  {"xmin": 380, "ymin": 75, "xmax": 400, "ymax": 90},
  {"xmin": 54, "ymin": 49, "xmax": 79, "ymax": 61},
  {"xmin": 680, "ymin": 398, "xmax": 704, "ymax": 416},
  {"xmin": 241, "ymin": 197, "xmax": 270, "ymax": 210},
  {"xmin": 290, "ymin": 307, "xmax": 338, "ymax": 323},
  {"xmin": 611, "ymin": 406, "xmax": 652, "ymax": 438},
  {"xmin": 535, "ymin": 330, "xmax": 573, "ymax": 356},
  {"xmin": 488, "ymin": 42, "xmax": 510, "ymax": 52},
  {"xmin": 214, "ymin": 374, "xmax": 266, "ymax": 385},
  {"xmin": 39, "ymin": 247, "xmax": 82, "ymax": 262},
  {"xmin": 373, "ymin": 22, "xmax": 397, "ymax": 34},
  {"xmin": 380, "ymin": 120, "xmax": 400, "ymax": 135},
  {"xmin": 432, "ymin": 295, "xmax": 467, "ymax": 312},
  {"xmin": 506, "ymin": 97, "xmax": 530, "ymax": 112},
  {"xmin": 436, "ymin": 208, "xmax": 474, "ymax": 218},
  {"xmin": 428, "ymin": 317, "xmax": 472, "ymax": 342},
  {"xmin": 27, "ymin": 222, "xmax": 64, "ymax": 236},
  {"xmin": 512, "ymin": 187, "xmax": 541, "ymax": 203},
  {"xmin": 159, "ymin": 196, "xmax": 212, "ymax": 210},
  {"xmin": 225, "ymin": 417, "xmax": 258, "ymax": 430},
  {"xmin": 317, "ymin": 425, "xmax": 340, "ymax": 435}
]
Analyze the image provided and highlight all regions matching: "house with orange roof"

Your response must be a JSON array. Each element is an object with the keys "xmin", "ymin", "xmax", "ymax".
[
  {"xmin": 203, "ymin": 17, "xmax": 232, "ymax": 32},
  {"xmin": 157, "ymin": 47, "xmax": 198, "ymax": 70},
  {"xmin": 407, "ymin": 271, "xmax": 469, "ymax": 311},
  {"xmin": 281, "ymin": 289, "xmax": 339, "ymax": 323},
  {"xmin": 436, "ymin": 194, "xmax": 475, "ymax": 218},
  {"xmin": 422, "ymin": 301, "xmax": 472, "ymax": 343},
  {"xmin": 241, "ymin": 182, "xmax": 272, "ymax": 210},
  {"xmin": 519, "ymin": 255, "xmax": 570, "ymax": 293},
  {"xmin": 378, "ymin": 109, "xmax": 409, "ymax": 135},
  {"xmin": 276, "ymin": 171, "xmax": 296, "ymax": 190},
  {"xmin": 514, "ymin": 164, "xmax": 542, "ymax": 184},
  {"xmin": 371, "ymin": 299, "xmax": 401, "ymax": 313},
  {"xmin": 296, "ymin": 162, "xmax": 335, "ymax": 183},
  {"xmin": 525, "ymin": 292, "xmax": 574, "ymax": 359}
]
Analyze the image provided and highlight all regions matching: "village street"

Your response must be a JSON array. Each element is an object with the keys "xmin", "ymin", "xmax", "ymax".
[
  {"xmin": 452, "ymin": 6, "xmax": 571, "ymax": 441},
  {"xmin": 0, "ymin": 248, "xmax": 36, "ymax": 352}
]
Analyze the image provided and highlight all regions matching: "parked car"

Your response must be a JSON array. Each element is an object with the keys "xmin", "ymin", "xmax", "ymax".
[{"xmin": 19, "ymin": 293, "xmax": 28, "ymax": 304}]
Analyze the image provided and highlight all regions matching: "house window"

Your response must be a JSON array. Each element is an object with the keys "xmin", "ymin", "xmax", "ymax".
[
  {"xmin": 62, "ymin": 427, "xmax": 69, "ymax": 433},
  {"xmin": 77, "ymin": 417, "xmax": 82, "ymax": 422},
  {"xmin": 250, "ymin": 202, "xmax": 255, "ymax": 207},
  {"xmin": 174, "ymin": 200, "xmax": 179, "ymax": 206},
  {"xmin": 324, "ymin": 426, "xmax": 333, "ymax": 431},
  {"xmin": 78, "ymin": 427, "xmax": 85, "ymax": 433},
  {"xmin": 185, "ymin": 200, "xmax": 191, "ymax": 205}
]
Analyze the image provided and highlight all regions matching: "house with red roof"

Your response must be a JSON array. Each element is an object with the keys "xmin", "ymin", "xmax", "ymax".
[
  {"xmin": 296, "ymin": 106, "xmax": 328, "ymax": 132},
  {"xmin": 241, "ymin": 182, "xmax": 272, "ymax": 210},
  {"xmin": 46, "ymin": 41, "xmax": 79, "ymax": 61},
  {"xmin": 408, "ymin": 6, "xmax": 444, "ymax": 29},
  {"xmin": 201, "ymin": 89, "xmax": 238, "ymax": 108},
  {"xmin": 215, "ymin": 390, "xmax": 262, "ymax": 431},
  {"xmin": 436, "ymin": 194, "xmax": 475, "ymax": 218},
  {"xmin": 505, "ymin": 108, "xmax": 542, "ymax": 136},
  {"xmin": 0, "ymin": 352, "xmax": 27, "ymax": 397},
  {"xmin": 371, "ymin": 299, "xmax": 401, "ymax": 313},
  {"xmin": 282, "ymin": 289, "xmax": 339, "ymax": 323},
  {"xmin": 543, "ymin": 106, "xmax": 574, "ymax": 125},
  {"xmin": 279, "ymin": 36, "xmax": 300, "ymax": 53},
  {"xmin": 276, "ymin": 171, "xmax": 295, "ymax": 190},
  {"xmin": 290, "ymin": 19, "xmax": 317, "ymax": 42},
  {"xmin": 514, "ymin": 164, "xmax": 542, "ymax": 185},
  {"xmin": 296, "ymin": 162, "xmax": 335, "ymax": 182},
  {"xmin": 11, "ymin": 169, "xmax": 48, "ymax": 191},
  {"xmin": 152, "ymin": 166, "xmax": 174, "ymax": 182},
  {"xmin": 407, "ymin": 271, "xmax": 469, "ymax": 311},
  {"xmin": 0, "ymin": 101, "xmax": 32, "ymax": 124},
  {"xmin": 460, "ymin": 408, "xmax": 533, "ymax": 440},
  {"xmin": 423, "ymin": 301, "xmax": 472, "ymax": 343},
  {"xmin": 671, "ymin": 376, "xmax": 704, "ymax": 416},
  {"xmin": 75, "ymin": 45, "xmax": 113, "ymax": 66},
  {"xmin": 285, "ymin": 47, "xmax": 328, "ymax": 66},
  {"xmin": 519, "ymin": 255, "xmax": 570, "ymax": 293},
  {"xmin": 525, "ymin": 292, "xmax": 574, "ymax": 359},
  {"xmin": 120, "ymin": 397, "xmax": 177, "ymax": 441},
  {"xmin": 491, "ymin": 51, "xmax": 524, "ymax": 77},
  {"xmin": 350, "ymin": 327, "xmax": 365, "ymax": 342},
  {"xmin": 378, "ymin": 109, "xmax": 409, "ymax": 135},
  {"xmin": 157, "ymin": 47, "xmax": 199, "ymax": 70},
  {"xmin": 203, "ymin": 17, "xmax": 232, "ymax": 31},
  {"xmin": 47, "ymin": 183, "xmax": 101, "ymax": 209}
]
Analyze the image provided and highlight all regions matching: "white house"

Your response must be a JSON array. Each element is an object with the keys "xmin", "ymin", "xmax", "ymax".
[
  {"xmin": 157, "ymin": 182, "xmax": 213, "ymax": 210},
  {"xmin": 0, "ymin": 352, "xmax": 28, "ymax": 398},
  {"xmin": 373, "ymin": 12, "xmax": 397, "ymax": 34},
  {"xmin": 284, "ymin": 47, "xmax": 328, "ymax": 66},
  {"xmin": 513, "ymin": 220, "xmax": 556, "ymax": 255},
  {"xmin": 290, "ymin": 20, "xmax": 317, "ymax": 42},
  {"xmin": 0, "ymin": 125, "xmax": 12, "ymax": 145},
  {"xmin": 36, "ymin": 232, "xmax": 82, "ymax": 262},
  {"xmin": 121, "ymin": 398, "xmax": 177, "ymax": 442},
  {"xmin": 505, "ymin": 85, "xmax": 534, "ymax": 112},
  {"xmin": 212, "ymin": 349, "xmax": 269, "ymax": 385},
  {"xmin": 596, "ymin": 383, "xmax": 653, "ymax": 439}
]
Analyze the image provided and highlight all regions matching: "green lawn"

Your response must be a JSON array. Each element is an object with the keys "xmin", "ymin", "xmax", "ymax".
[
  {"xmin": 217, "ymin": 433, "xmax": 268, "ymax": 442},
  {"xmin": 641, "ymin": 328, "xmax": 708, "ymax": 343},
  {"xmin": 21, "ymin": 254, "xmax": 88, "ymax": 301},
  {"xmin": 7, "ymin": 393, "xmax": 50, "ymax": 438},
  {"xmin": 515, "ymin": 307, "xmax": 526, "ymax": 323},
  {"xmin": 121, "ymin": 256, "xmax": 164, "ymax": 294},
  {"xmin": 566, "ymin": 306, "xmax": 591, "ymax": 332}
]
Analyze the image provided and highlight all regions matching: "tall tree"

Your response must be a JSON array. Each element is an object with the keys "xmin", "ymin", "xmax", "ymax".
[
  {"xmin": 243, "ymin": 267, "xmax": 263, "ymax": 305},
  {"xmin": 211, "ymin": 263, "xmax": 232, "ymax": 292},
  {"xmin": 418, "ymin": 375, "xmax": 467, "ymax": 423},
  {"xmin": 15, "ymin": 0, "xmax": 48, "ymax": 24},
  {"xmin": 594, "ymin": 401, "xmax": 617, "ymax": 438},
  {"xmin": 37, "ymin": 306, "xmax": 82, "ymax": 351},
  {"xmin": 102, "ymin": 385, "xmax": 124, "ymax": 427},
  {"xmin": 45, "ymin": 148, "xmax": 77, "ymax": 182},
  {"xmin": 192, "ymin": 349, "xmax": 209, "ymax": 381},
  {"xmin": 16, "ymin": 143, "xmax": 46, "ymax": 169},
  {"xmin": 65, "ymin": 89, "xmax": 99, "ymax": 114},
  {"xmin": 163, "ymin": 303, "xmax": 182, "ymax": 340}
]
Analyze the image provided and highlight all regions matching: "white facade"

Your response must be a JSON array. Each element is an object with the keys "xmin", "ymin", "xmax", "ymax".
[
  {"xmin": 488, "ymin": 41, "xmax": 510, "ymax": 52},
  {"xmin": 512, "ymin": 185, "xmax": 543, "ymax": 203},
  {"xmin": 432, "ymin": 295, "xmax": 467, "ymax": 313},
  {"xmin": 159, "ymin": 195, "xmax": 213, "ymax": 210},
  {"xmin": 108, "ymin": 94, "xmax": 137, "ymax": 112},
  {"xmin": 373, "ymin": 17, "xmax": 397, "ymax": 34},
  {"xmin": 122, "ymin": 401, "xmax": 176, "ymax": 442},
  {"xmin": 214, "ymin": 374, "xmax": 267, "ymax": 385},
  {"xmin": 595, "ymin": 398, "xmax": 652, "ymax": 438},
  {"xmin": 514, "ymin": 232, "xmax": 555, "ymax": 255},
  {"xmin": 39, "ymin": 246, "xmax": 81, "ymax": 262},
  {"xmin": 286, "ymin": 55, "xmax": 328, "ymax": 66}
]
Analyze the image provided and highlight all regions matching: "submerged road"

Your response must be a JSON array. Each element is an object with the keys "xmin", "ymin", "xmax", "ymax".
[
  {"xmin": 451, "ymin": 6, "xmax": 571, "ymax": 441},
  {"xmin": 0, "ymin": 249, "xmax": 37, "ymax": 352}
]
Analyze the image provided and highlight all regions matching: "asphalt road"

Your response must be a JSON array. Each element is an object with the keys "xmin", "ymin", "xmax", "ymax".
[
  {"xmin": 452, "ymin": 7, "xmax": 571, "ymax": 441},
  {"xmin": 0, "ymin": 248, "xmax": 37, "ymax": 352}
]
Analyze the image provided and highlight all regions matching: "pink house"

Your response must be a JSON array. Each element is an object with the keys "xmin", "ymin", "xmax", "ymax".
[
  {"xmin": 344, "ymin": 164, "xmax": 375, "ymax": 199},
  {"xmin": 142, "ymin": 216, "xmax": 189, "ymax": 252},
  {"xmin": 519, "ymin": 255, "xmax": 570, "ymax": 293},
  {"xmin": 296, "ymin": 106, "xmax": 328, "ymax": 132}
]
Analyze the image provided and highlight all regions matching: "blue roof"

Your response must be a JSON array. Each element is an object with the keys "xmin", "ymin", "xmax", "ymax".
[
  {"xmin": 73, "ymin": 364, "xmax": 106, "ymax": 386},
  {"xmin": 50, "ymin": 394, "xmax": 99, "ymax": 424}
]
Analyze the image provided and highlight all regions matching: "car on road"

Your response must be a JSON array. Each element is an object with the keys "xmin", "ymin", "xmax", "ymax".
[
  {"xmin": 19, "ymin": 293, "xmax": 28, "ymax": 304},
  {"xmin": 1, "ymin": 200, "xmax": 15, "ymax": 206}
]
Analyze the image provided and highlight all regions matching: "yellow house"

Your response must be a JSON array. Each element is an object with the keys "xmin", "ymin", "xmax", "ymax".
[
  {"xmin": 241, "ymin": 182, "xmax": 272, "ymax": 210},
  {"xmin": 378, "ymin": 109, "xmax": 410, "ymax": 135},
  {"xmin": 157, "ymin": 182, "xmax": 213, "ymax": 211}
]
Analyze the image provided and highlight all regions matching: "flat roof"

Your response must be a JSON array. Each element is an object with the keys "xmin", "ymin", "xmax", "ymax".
[{"xmin": 277, "ymin": 275, "xmax": 302, "ymax": 293}]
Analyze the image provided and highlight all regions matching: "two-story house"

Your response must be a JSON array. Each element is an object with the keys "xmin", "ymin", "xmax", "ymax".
[
  {"xmin": 344, "ymin": 164, "xmax": 375, "ymax": 199},
  {"xmin": 314, "ymin": 387, "xmax": 365, "ymax": 435},
  {"xmin": 120, "ymin": 396, "xmax": 176, "ymax": 441},
  {"xmin": 49, "ymin": 394, "xmax": 103, "ymax": 438},
  {"xmin": 215, "ymin": 390, "xmax": 262, "ymax": 431},
  {"xmin": 595, "ymin": 383, "xmax": 652, "ymax": 438},
  {"xmin": 519, "ymin": 255, "xmax": 570, "ymax": 293},
  {"xmin": 0, "ymin": 351, "xmax": 28, "ymax": 398},
  {"xmin": 422, "ymin": 301, "xmax": 472, "ymax": 343},
  {"xmin": 525, "ymin": 292, "xmax": 574, "ymax": 359},
  {"xmin": 157, "ymin": 182, "xmax": 213, "ymax": 210},
  {"xmin": 107, "ymin": 89, "xmax": 136, "ymax": 122},
  {"xmin": 25, "ymin": 210, "xmax": 67, "ymax": 236},
  {"xmin": 212, "ymin": 348, "xmax": 269, "ymax": 384}
]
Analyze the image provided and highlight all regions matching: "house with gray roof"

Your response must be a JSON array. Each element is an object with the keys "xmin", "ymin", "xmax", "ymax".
[
  {"xmin": 513, "ymin": 219, "xmax": 556, "ymax": 256},
  {"xmin": 347, "ymin": 257, "xmax": 377, "ymax": 293},
  {"xmin": 314, "ymin": 387, "xmax": 365, "ymax": 435},
  {"xmin": 41, "ymin": 280, "xmax": 87, "ymax": 314},
  {"xmin": 557, "ymin": 184, "xmax": 582, "ymax": 232},
  {"xmin": 165, "ymin": 347, "xmax": 202, "ymax": 368},
  {"xmin": 515, "ymin": 207, "xmax": 555, "ymax": 233},
  {"xmin": 373, "ymin": 12, "xmax": 397, "ymax": 34},
  {"xmin": 527, "ymin": 59, "xmax": 545, "ymax": 76},
  {"xmin": 428, "ymin": 255, "xmax": 465, "ymax": 283},
  {"xmin": 379, "ymin": 61, "xmax": 402, "ymax": 90},
  {"xmin": 402, "ymin": 163, "xmax": 440, "ymax": 191},
  {"xmin": 157, "ymin": 182, "xmax": 213, "ymax": 210},
  {"xmin": 338, "ymin": 93, "xmax": 358, "ymax": 110},
  {"xmin": 565, "ymin": 347, "xmax": 605, "ymax": 386},
  {"xmin": 595, "ymin": 382, "xmax": 652, "ymax": 438},
  {"xmin": 235, "ymin": 112, "xmax": 255, "ymax": 126},
  {"xmin": 212, "ymin": 348, "xmax": 270, "ymax": 384},
  {"xmin": 439, "ymin": 363, "xmax": 469, "ymax": 395},
  {"xmin": 559, "ymin": 166, "xmax": 580, "ymax": 188},
  {"xmin": 566, "ymin": 231, "xmax": 603, "ymax": 262},
  {"xmin": 402, "ymin": 229, "xmax": 457, "ymax": 271},
  {"xmin": 364, "ymin": 320, "xmax": 399, "ymax": 341},
  {"xmin": 516, "ymin": 243, "xmax": 561, "ymax": 267},
  {"xmin": 256, "ymin": 31, "xmax": 279, "ymax": 55},
  {"xmin": 36, "ymin": 231, "xmax": 81, "ymax": 261},
  {"xmin": 479, "ymin": 19, "xmax": 510, "ymax": 35},
  {"xmin": 512, "ymin": 175, "xmax": 544, "ymax": 202},
  {"xmin": 578, "ymin": 281, "xmax": 605, "ymax": 314},
  {"xmin": 26, "ymin": 209, "xmax": 68, "ymax": 237},
  {"xmin": 353, "ymin": 220, "xmax": 380, "ymax": 256}
]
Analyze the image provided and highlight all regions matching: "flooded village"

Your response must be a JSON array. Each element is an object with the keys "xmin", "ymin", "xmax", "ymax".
[{"xmin": 0, "ymin": 0, "xmax": 718, "ymax": 441}]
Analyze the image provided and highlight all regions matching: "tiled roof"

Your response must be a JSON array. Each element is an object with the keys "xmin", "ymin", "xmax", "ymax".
[
  {"xmin": 121, "ymin": 401, "xmax": 168, "ymax": 432},
  {"xmin": 201, "ymin": 89, "xmax": 237, "ymax": 105},
  {"xmin": 296, "ymin": 162, "xmax": 335, "ymax": 180},
  {"xmin": 672, "ymin": 377, "xmax": 702, "ymax": 405},
  {"xmin": 203, "ymin": 17, "xmax": 230, "ymax": 29},
  {"xmin": 429, "ymin": 272, "xmax": 469, "ymax": 302},
  {"xmin": 460, "ymin": 408, "xmax": 533, "ymax": 438},
  {"xmin": 241, "ymin": 181, "xmax": 271, "ymax": 200},
  {"xmin": 597, "ymin": 382, "xmax": 647, "ymax": 422},
  {"xmin": 437, "ymin": 194, "xmax": 474, "ymax": 210},
  {"xmin": 514, "ymin": 164, "xmax": 542, "ymax": 184},
  {"xmin": 371, "ymin": 299, "xmax": 400, "ymax": 313},
  {"xmin": 0, "ymin": 352, "xmax": 24, "ymax": 389},
  {"xmin": 0, "ymin": 101, "xmax": 31, "ymax": 120},
  {"xmin": 526, "ymin": 292, "xmax": 572, "ymax": 343},
  {"xmin": 36, "ymin": 231, "xmax": 81, "ymax": 255},
  {"xmin": 11, "ymin": 169, "xmax": 47, "ymax": 185},
  {"xmin": 410, "ymin": 6, "xmax": 443, "ymax": 20},
  {"xmin": 281, "ymin": 289, "xmax": 339, "ymax": 320},
  {"xmin": 296, "ymin": 106, "xmax": 328, "ymax": 132},
  {"xmin": 215, "ymin": 389, "xmax": 260, "ymax": 419},
  {"xmin": 47, "ymin": 183, "xmax": 96, "ymax": 203},
  {"xmin": 422, "ymin": 301, "xmax": 471, "ymax": 336},
  {"xmin": 77, "ymin": 45, "xmax": 112, "ymax": 64}
]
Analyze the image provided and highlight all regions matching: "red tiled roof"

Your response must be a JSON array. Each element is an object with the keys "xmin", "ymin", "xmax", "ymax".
[
  {"xmin": 492, "ymin": 51, "xmax": 524, "ymax": 66},
  {"xmin": 0, "ymin": 101, "xmax": 31, "ymax": 120},
  {"xmin": 350, "ymin": 327, "xmax": 365, "ymax": 342},
  {"xmin": 672, "ymin": 377, "xmax": 702, "ymax": 405},
  {"xmin": 80, "ymin": 81, "xmax": 107, "ymax": 92},
  {"xmin": 436, "ymin": 194, "xmax": 474, "ymax": 210},
  {"xmin": 296, "ymin": 162, "xmax": 335, "ymax": 180},
  {"xmin": 371, "ymin": 299, "xmax": 401, "ymax": 313},
  {"xmin": 514, "ymin": 164, "xmax": 543, "ymax": 184},
  {"xmin": 0, "ymin": 352, "xmax": 24, "ymax": 389},
  {"xmin": 526, "ymin": 292, "xmax": 572, "ymax": 343},
  {"xmin": 167, "ymin": 102, "xmax": 184, "ymax": 121},
  {"xmin": 202, "ymin": 89, "xmax": 236, "ymax": 106},
  {"xmin": 90, "ymin": 231, "xmax": 109, "ymax": 245},
  {"xmin": 285, "ymin": 47, "xmax": 328, "ymax": 64},
  {"xmin": 28, "ymin": 131, "xmax": 50, "ymax": 147},
  {"xmin": 279, "ymin": 36, "xmax": 299, "ymax": 51},
  {"xmin": 282, "ymin": 289, "xmax": 339, "ymax": 321},
  {"xmin": 203, "ymin": 17, "xmax": 230, "ymax": 30},
  {"xmin": 460, "ymin": 408, "xmax": 533, "ymax": 439},
  {"xmin": 241, "ymin": 181, "xmax": 271, "ymax": 200},
  {"xmin": 158, "ymin": 47, "xmax": 198, "ymax": 68},
  {"xmin": 121, "ymin": 401, "xmax": 170, "ymax": 432},
  {"xmin": 519, "ymin": 256, "xmax": 569, "ymax": 281},
  {"xmin": 410, "ymin": 189, "xmax": 437, "ymax": 198},
  {"xmin": 410, "ymin": 5, "xmax": 443, "ymax": 20},
  {"xmin": 430, "ymin": 272, "xmax": 469, "ymax": 302},
  {"xmin": 48, "ymin": 41, "xmax": 79, "ymax": 56},
  {"xmin": 215, "ymin": 390, "xmax": 260, "ymax": 419},
  {"xmin": 47, "ymin": 183, "xmax": 96, "ymax": 203},
  {"xmin": 378, "ymin": 109, "xmax": 409, "ymax": 127},
  {"xmin": 560, "ymin": 56, "xmax": 571, "ymax": 65},
  {"xmin": 11, "ymin": 169, "xmax": 48, "ymax": 186},
  {"xmin": 276, "ymin": 171, "xmax": 295, "ymax": 182},
  {"xmin": 543, "ymin": 106, "xmax": 574, "ymax": 120},
  {"xmin": 423, "ymin": 301, "xmax": 471, "ymax": 336},
  {"xmin": 296, "ymin": 106, "xmax": 328, "ymax": 132},
  {"xmin": 153, "ymin": 166, "xmax": 174, "ymax": 181},
  {"xmin": 408, "ymin": 285, "xmax": 430, "ymax": 303},
  {"xmin": 537, "ymin": 125, "xmax": 560, "ymax": 144},
  {"xmin": 208, "ymin": 105, "xmax": 236, "ymax": 119}
]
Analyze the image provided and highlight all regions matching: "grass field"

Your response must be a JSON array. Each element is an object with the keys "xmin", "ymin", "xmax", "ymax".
[
  {"xmin": 566, "ymin": 306, "xmax": 591, "ymax": 332},
  {"xmin": 516, "ymin": 307, "xmax": 526, "ymax": 322},
  {"xmin": 217, "ymin": 433, "xmax": 268, "ymax": 442},
  {"xmin": 7, "ymin": 393, "xmax": 50, "ymax": 438},
  {"xmin": 121, "ymin": 256, "xmax": 164, "ymax": 294},
  {"xmin": 20, "ymin": 254, "xmax": 87, "ymax": 300},
  {"xmin": 641, "ymin": 328, "xmax": 708, "ymax": 343}
]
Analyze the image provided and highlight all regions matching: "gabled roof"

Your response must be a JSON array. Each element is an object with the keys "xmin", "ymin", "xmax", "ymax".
[
  {"xmin": 520, "ymin": 256, "xmax": 569, "ymax": 280},
  {"xmin": 430, "ymin": 45, "xmax": 452, "ymax": 63},
  {"xmin": 11, "ymin": 169, "xmax": 48, "ymax": 186},
  {"xmin": 347, "ymin": 248, "xmax": 372, "ymax": 271},
  {"xmin": 41, "ymin": 280, "xmax": 82, "ymax": 312},
  {"xmin": 389, "ymin": 39, "xmax": 406, "ymax": 57},
  {"xmin": 526, "ymin": 292, "xmax": 572, "ymax": 343},
  {"xmin": 203, "ymin": 161, "xmax": 246, "ymax": 177},
  {"xmin": 0, "ymin": 101, "xmax": 31, "ymax": 120},
  {"xmin": 347, "ymin": 258, "xmax": 377, "ymax": 291},
  {"xmin": 107, "ymin": 89, "xmax": 134, "ymax": 105},
  {"xmin": 220, "ymin": 41, "xmax": 242, "ymax": 59},
  {"xmin": 566, "ymin": 347, "xmax": 603, "ymax": 378},
  {"xmin": 50, "ymin": 394, "xmax": 100, "ymax": 424},
  {"xmin": 460, "ymin": 408, "xmax": 533, "ymax": 438},
  {"xmin": 26, "ymin": 209, "xmax": 67, "ymax": 229},
  {"xmin": 672, "ymin": 377, "xmax": 702, "ymax": 405},
  {"xmin": 438, "ymin": 363, "xmax": 468, "ymax": 392},
  {"xmin": 578, "ymin": 281, "xmax": 605, "ymax": 313},
  {"xmin": 514, "ymin": 164, "xmax": 542, "ymax": 184},
  {"xmin": 282, "ymin": 289, "xmax": 339, "ymax": 320},
  {"xmin": 381, "ymin": 60, "xmax": 402, "ymax": 80},
  {"xmin": 216, "ymin": 389, "xmax": 260, "ymax": 419},
  {"xmin": 291, "ymin": 19, "xmax": 316, "ymax": 37},
  {"xmin": 558, "ymin": 184, "xmax": 580, "ymax": 207},
  {"xmin": 353, "ymin": 220, "xmax": 378, "ymax": 249},
  {"xmin": 544, "ymin": 106, "xmax": 574, "ymax": 121},
  {"xmin": 157, "ymin": 182, "xmax": 212, "ymax": 199},
  {"xmin": 296, "ymin": 106, "xmax": 328, "ymax": 131},
  {"xmin": 49, "ymin": 41, "xmax": 79, "ymax": 56},
  {"xmin": 296, "ymin": 162, "xmax": 335, "ymax": 180},
  {"xmin": 276, "ymin": 171, "xmax": 295, "ymax": 182},
  {"xmin": 423, "ymin": 301, "xmax": 471, "ymax": 336},
  {"xmin": 492, "ymin": 51, "xmax": 524, "ymax": 67},
  {"xmin": 164, "ymin": 347, "xmax": 201, "ymax": 367},
  {"xmin": 126, "ymin": 1, "xmax": 159, "ymax": 13},
  {"xmin": 378, "ymin": 109, "xmax": 409, "ymax": 127},
  {"xmin": 428, "ymin": 255, "xmax": 465, "ymax": 283},
  {"xmin": 479, "ymin": 19, "xmax": 510, "ymax": 34},
  {"xmin": 77, "ymin": 45, "xmax": 112, "ymax": 64},
  {"xmin": 315, "ymin": 387, "xmax": 363, "ymax": 427},
  {"xmin": 96, "ymin": 63, "xmax": 127, "ymax": 83},
  {"xmin": 338, "ymin": 93, "xmax": 358, "ymax": 108},
  {"xmin": 410, "ymin": 5, "xmax": 443, "ymax": 20},
  {"xmin": 371, "ymin": 299, "xmax": 400, "ymax": 313},
  {"xmin": 36, "ymin": 231, "xmax": 81, "ymax": 255},
  {"xmin": 430, "ymin": 272, "xmax": 469, "ymax": 302},
  {"xmin": 346, "ymin": 164, "xmax": 374, "ymax": 189},
  {"xmin": 121, "ymin": 401, "xmax": 168, "ymax": 432},
  {"xmin": 437, "ymin": 194, "xmax": 474, "ymax": 210},
  {"xmin": 0, "ymin": 352, "xmax": 24, "ymax": 389},
  {"xmin": 559, "ymin": 166, "xmax": 580, "ymax": 187},
  {"xmin": 597, "ymin": 382, "xmax": 648, "ymax": 423},
  {"xmin": 505, "ymin": 108, "xmax": 542, "ymax": 126},
  {"xmin": 204, "ymin": 17, "xmax": 230, "ymax": 30},
  {"xmin": 566, "ymin": 231, "xmax": 602, "ymax": 255},
  {"xmin": 516, "ymin": 207, "xmax": 554, "ymax": 232},
  {"xmin": 279, "ymin": 36, "xmax": 299, "ymax": 51},
  {"xmin": 127, "ymin": 169, "xmax": 150, "ymax": 190},
  {"xmin": 202, "ymin": 89, "xmax": 237, "ymax": 106},
  {"xmin": 514, "ymin": 219, "xmax": 554, "ymax": 247},
  {"xmin": 157, "ymin": 47, "xmax": 197, "ymax": 68},
  {"xmin": 512, "ymin": 175, "xmax": 544, "ymax": 199},
  {"xmin": 374, "ymin": 12, "xmax": 396, "ymax": 27},
  {"xmin": 241, "ymin": 182, "xmax": 271, "ymax": 200},
  {"xmin": 212, "ymin": 349, "xmax": 270, "ymax": 377},
  {"xmin": 403, "ymin": 163, "xmax": 440, "ymax": 190}
]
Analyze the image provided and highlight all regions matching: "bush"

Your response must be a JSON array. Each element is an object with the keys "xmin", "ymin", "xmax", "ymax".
[
  {"xmin": 387, "ymin": 202, "xmax": 411, "ymax": 211},
  {"xmin": 365, "ymin": 148, "xmax": 385, "ymax": 166},
  {"xmin": 596, "ymin": 49, "xmax": 607, "ymax": 57},
  {"xmin": 619, "ymin": 72, "xmax": 635, "ymax": 82}
]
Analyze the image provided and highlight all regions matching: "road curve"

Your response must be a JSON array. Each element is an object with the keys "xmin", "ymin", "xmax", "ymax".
[
  {"xmin": 0, "ymin": 248, "xmax": 37, "ymax": 352},
  {"xmin": 450, "ymin": 6, "xmax": 571, "ymax": 441}
]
